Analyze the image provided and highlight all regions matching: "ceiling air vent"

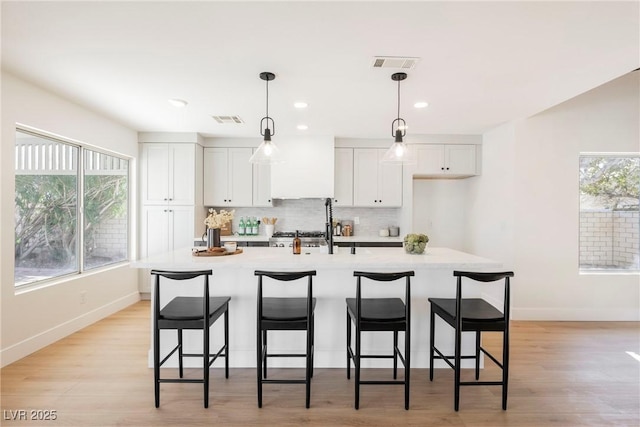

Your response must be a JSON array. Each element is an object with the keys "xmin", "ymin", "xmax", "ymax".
[
  {"xmin": 372, "ymin": 56, "xmax": 420, "ymax": 70},
  {"xmin": 212, "ymin": 115, "xmax": 244, "ymax": 124}
]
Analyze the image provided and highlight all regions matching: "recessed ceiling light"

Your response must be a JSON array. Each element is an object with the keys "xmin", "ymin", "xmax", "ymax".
[
  {"xmin": 414, "ymin": 101, "xmax": 429, "ymax": 109},
  {"xmin": 294, "ymin": 102, "xmax": 308, "ymax": 109},
  {"xmin": 168, "ymin": 98, "xmax": 188, "ymax": 108},
  {"xmin": 297, "ymin": 124, "xmax": 309, "ymax": 130}
]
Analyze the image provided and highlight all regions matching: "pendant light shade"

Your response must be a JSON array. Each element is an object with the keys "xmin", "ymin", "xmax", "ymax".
[
  {"xmin": 382, "ymin": 72, "xmax": 415, "ymax": 164},
  {"xmin": 250, "ymin": 72, "xmax": 283, "ymax": 164}
]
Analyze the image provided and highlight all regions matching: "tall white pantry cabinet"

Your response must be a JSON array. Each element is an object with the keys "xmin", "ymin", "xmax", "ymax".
[{"xmin": 139, "ymin": 141, "xmax": 204, "ymax": 292}]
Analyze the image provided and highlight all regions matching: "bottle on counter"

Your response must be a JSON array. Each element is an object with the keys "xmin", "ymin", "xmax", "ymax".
[
  {"xmin": 238, "ymin": 217, "xmax": 246, "ymax": 236},
  {"xmin": 252, "ymin": 217, "xmax": 259, "ymax": 235},
  {"xmin": 293, "ymin": 231, "xmax": 301, "ymax": 255}
]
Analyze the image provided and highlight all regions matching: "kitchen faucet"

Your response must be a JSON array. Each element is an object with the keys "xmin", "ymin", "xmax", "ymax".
[{"xmin": 325, "ymin": 198, "xmax": 334, "ymax": 254}]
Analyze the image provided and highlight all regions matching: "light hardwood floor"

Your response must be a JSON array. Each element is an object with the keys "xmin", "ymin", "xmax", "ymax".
[{"xmin": 1, "ymin": 301, "xmax": 638, "ymax": 426}]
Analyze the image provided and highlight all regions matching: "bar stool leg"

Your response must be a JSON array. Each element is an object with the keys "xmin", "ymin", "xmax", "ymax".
[
  {"xmin": 256, "ymin": 323, "xmax": 263, "ymax": 408},
  {"xmin": 305, "ymin": 320, "xmax": 312, "ymax": 408},
  {"xmin": 224, "ymin": 309, "xmax": 230, "ymax": 379},
  {"xmin": 454, "ymin": 325, "xmax": 462, "ymax": 411},
  {"xmin": 405, "ymin": 329, "xmax": 410, "ymax": 410},
  {"xmin": 346, "ymin": 311, "xmax": 351, "ymax": 379},
  {"xmin": 429, "ymin": 309, "xmax": 435, "ymax": 381},
  {"xmin": 475, "ymin": 331, "xmax": 481, "ymax": 380},
  {"xmin": 263, "ymin": 330, "xmax": 268, "ymax": 379},
  {"xmin": 204, "ymin": 326, "xmax": 210, "ymax": 408},
  {"xmin": 355, "ymin": 323, "xmax": 361, "ymax": 410},
  {"xmin": 178, "ymin": 329, "xmax": 184, "ymax": 378},
  {"xmin": 310, "ymin": 312, "xmax": 315, "ymax": 378},
  {"xmin": 502, "ymin": 329, "xmax": 510, "ymax": 410},
  {"xmin": 393, "ymin": 331, "xmax": 398, "ymax": 379},
  {"xmin": 154, "ymin": 321, "xmax": 160, "ymax": 408}
]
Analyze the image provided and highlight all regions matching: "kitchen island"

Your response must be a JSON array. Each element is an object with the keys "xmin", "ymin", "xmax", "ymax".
[{"xmin": 133, "ymin": 246, "xmax": 501, "ymax": 368}]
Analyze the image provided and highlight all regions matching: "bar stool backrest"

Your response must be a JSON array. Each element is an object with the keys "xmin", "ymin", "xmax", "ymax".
[
  {"xmin": 151, "ymin": 269, "xmax": 213, "ymax": 326},
  {"xmin": 453, "ymin": 270, "xmax": 514, "ymax": 323},
  {"xmin": 254, "ymin": 270, "xmax": 317, "ymax": 324},
  {"xmin": 353, "ymin": 271, "xmax": 414, "ymax": 324}
]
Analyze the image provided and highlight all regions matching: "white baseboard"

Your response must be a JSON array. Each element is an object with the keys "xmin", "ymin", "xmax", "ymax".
[
  {"xmin": 512, "ymin": 307, "xmax": 640, "ymax": 321},
  {"xmin": 1, "ymin": 292, "xmax": 140, "ymax": 368}
]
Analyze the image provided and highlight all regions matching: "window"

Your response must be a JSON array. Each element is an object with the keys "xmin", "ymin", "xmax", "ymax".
[
  {"xmin": 579, "ymin": 155, "xmax": 640, "ymax": 271},
  {"xmin": 14, "ymin": 129, "xmax": 129, "ymax": 286}
]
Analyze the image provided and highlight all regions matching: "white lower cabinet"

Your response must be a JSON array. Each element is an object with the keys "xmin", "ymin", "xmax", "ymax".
[{"xmin": 353, "ymin": 148, "xmax": 402, "ymax": 207}]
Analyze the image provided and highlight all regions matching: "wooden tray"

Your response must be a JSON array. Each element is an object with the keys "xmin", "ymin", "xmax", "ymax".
[{"xmin": 192, "ymin": 248, "xmax": 243, "ymax": 257}]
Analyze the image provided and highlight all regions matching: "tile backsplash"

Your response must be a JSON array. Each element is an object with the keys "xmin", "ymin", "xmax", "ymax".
[{"xmin": 206, "ymin": 199, "xmax": 401, "ymax": 237}]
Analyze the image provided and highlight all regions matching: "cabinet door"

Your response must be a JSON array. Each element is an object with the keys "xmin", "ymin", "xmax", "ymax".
[
  {"xmin": 413, "ymin": 145, "xmax": 446, "ymax": 175},
  {"xmin": 353, "ymin": 149, "xmax": 379, "ymax": 206},
  {"xmin": 171, "ymin": 205, "xmax": 196, "ymax": 250},
  {"xmin": 141, "ymin": 206, "xmax": 170, "ymax": 257},
  {"xmin": 203, "ymin": 148, "xmax": 229, "ymax": 206},
  {"xmin": 445, "ymin": 145, "xmax": 476, "ymax": 175},
  {"xmin": 333, "ymin": 148, "xmax": 353, "ymax": 206},
  {"xmin": 141, "ymin": 206, "xmax": 195, "ymax": 257},
  {"xmin": 169, "ymin": 144, "xmax": 196, "ymax": 205},
  {"xmin": 142, "ymin": 144, "xmax": 170, "ymax": 205},
  {"xmin": 377, "ymin": 149, "xmax": 403, "ymax": 207},
  {"xmin": 227, "ymin": 148, "xmax": 253, "ymax": 207},
  {"xmin": 253, "ymin": 156, "xmax": 272, "ymax": 206}
]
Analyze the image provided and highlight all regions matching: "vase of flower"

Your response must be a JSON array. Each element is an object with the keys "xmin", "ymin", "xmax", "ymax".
[
  {"xmin": 207, "ymin": 227, "xmax": 221, "ymax": 249},
  {"xmin": 203, "ymin": 208, "xmax": 234, "ymax": 249}
]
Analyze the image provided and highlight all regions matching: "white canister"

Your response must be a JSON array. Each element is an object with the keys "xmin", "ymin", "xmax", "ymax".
[
  {"xmin": 264, "ymin": 224, "xmax": 275, "ymax": 238},
  {"xmin": 379, "ymin": 228, "xmax": 390, "ymax": 237}
]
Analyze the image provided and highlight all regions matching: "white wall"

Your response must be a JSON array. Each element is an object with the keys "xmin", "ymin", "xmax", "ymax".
[
  {"xmin": 469, "ymin": 72, "xmax": 640, "ymax": 320},
  {"xmin": 1, "ymin": 72, "xmax": 140, "ymax": 367},
  {"xmin": 412, "ymin": 179, "xmax": 470, "ymax": 249}
]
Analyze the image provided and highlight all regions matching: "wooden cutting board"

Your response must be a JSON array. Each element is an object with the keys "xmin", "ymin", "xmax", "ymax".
[{"xmin": 192, "ymin": 248, "xmax": 243, "ymax": 257}]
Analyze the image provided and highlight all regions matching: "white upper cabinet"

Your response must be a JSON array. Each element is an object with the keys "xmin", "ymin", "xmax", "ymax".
[
  {"xmin": 203, "ymin": 147, "xmax": 253, "ymax": 207},
  {"xmin": 412, "ymin": 144, "xmax": 477, "ymax": 177},
  {"xmin": 253, "ymin": 155, "xmax": 272, "ymax": 206},
  {"xmin": 333, "ymin": 148, "xmax": 353, "ymax": 206},
  {"xmin": 353, "ymin": 148, "xmax": 402, "ymax": 207},
  {"xmin": 142, "ymin": 143, "xmax": 197, "ymax": 205}
]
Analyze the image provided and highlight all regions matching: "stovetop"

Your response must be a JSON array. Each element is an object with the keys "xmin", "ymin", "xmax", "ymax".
[
  {"xmin": 271, "ymin": 231, "xmax": 326, "ymax": 238},
  {"xmin": 269, "ymin": 230, "xmax": 327, "ymax": 248}
]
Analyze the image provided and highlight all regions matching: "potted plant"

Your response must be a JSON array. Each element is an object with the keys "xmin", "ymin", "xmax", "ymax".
[{"xmin": 403, "ymin": 233, "xmax": 429, "ymax": 254}]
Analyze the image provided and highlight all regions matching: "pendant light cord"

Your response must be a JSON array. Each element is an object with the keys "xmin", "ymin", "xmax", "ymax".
[
  {"xmin": 265, "ymin": 77, "xmax": 269, "ymax": 120},
  {"xmin": 397, "ymin": 78, "xmax": 400, "ymax": 121}
]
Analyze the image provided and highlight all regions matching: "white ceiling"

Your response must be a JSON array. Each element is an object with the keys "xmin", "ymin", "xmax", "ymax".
[{"xmin": 2, "ymin": 1, "xmax": 639, "ymax": 140}]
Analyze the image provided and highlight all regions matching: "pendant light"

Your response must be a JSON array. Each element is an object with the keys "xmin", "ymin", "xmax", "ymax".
[
  {"xmin": 382, "ymin": 72, "xmax": 415, "ymax": 164},
  {"xmin": 249, "ymin": 71, "xmax": 283, "ymax": 164}
]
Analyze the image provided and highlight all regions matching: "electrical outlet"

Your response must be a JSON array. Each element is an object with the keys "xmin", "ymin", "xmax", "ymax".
[
  {"xmin": 80, "ymin": 291, "xmax": 87, "ymax": 304},
  {"xmin": 354, "ymin": 216, "xmax": 360, "ymax": 225}
]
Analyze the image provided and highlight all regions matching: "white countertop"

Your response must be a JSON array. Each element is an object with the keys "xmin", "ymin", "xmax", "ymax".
[{"xmin": 133, "ymin": 246, "xmax": 500, "ymax": 271}]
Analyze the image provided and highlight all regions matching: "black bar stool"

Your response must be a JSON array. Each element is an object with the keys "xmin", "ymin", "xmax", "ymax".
[
  {"xmin": 429, "ymin": 270, "xmax": 514, "ymax": 411},
  {"xmin": 255, "ymin": 270, "xmax": 317, "ymax": 408},
  {"xmin": 346, "ymin": 270, "xmax": 414, "ymax": 410},
  {"xmin": 151, "ymin": 269, "xmax": 230, "ymax": 408}
]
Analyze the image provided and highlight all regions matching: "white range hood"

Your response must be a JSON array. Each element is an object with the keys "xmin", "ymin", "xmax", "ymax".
[{"xmin": 270, "ymin": 135, "xmax": 334, "ymax": 199}]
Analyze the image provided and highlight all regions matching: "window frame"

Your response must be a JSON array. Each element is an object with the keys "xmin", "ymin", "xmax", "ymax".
[
  {"xmin": 14, "ymin": 126, "xmax": 132, "ymax": 289},
  {"xmin": 578, "ymin": 152, "xmax": 640, "ymax": 274}
]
